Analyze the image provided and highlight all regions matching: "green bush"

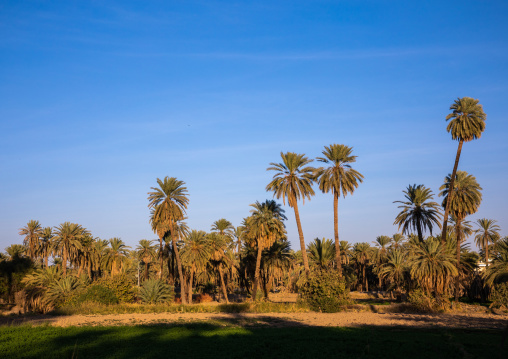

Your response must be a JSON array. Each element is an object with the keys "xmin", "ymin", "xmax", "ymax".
[
  {"xmin": 139, "ymin": 279, "xmax": 174, "ymax": 304},
  {"xmin": 74, "ymin": 285, "xmax": 119, "ymax": 305},
  {"xmin": 95, "ymin": 275, "xmax": 135, "ymax": 303},
  {"xmin": 490, "ymin": 282, "xmax": 508, "ymax": 309},
  {"xmin": 300, "ymin": 270, "xmax": 352, "ymax": 313},
  {"xmin": 407, "ymin": 289, "xmax": 449, "ymax": 312}
]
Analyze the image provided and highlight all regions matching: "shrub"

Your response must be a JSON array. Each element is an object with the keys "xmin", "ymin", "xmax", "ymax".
[
  {"xmin": 407, "ymin": 289, "xmax": 449, "ymax": 313},
  {"xmin": 196, "ymin": 293, "xmax": 213, "ymax": 303},
  {"xmin": 490, "ymin": 282, "xmax": 508, "ymax": 309},
  {"xmin": 139, "ymin": 279, "xmax": 174, "ymax": 304},
  {"xmin": 95, "ymin": 275, "xmax": 135, "ymax": 303},
  {"xmin": 74, "ymin": 285, "xmax": 119, "ymax": 306},
  {"xmin": 300, "ymin": 270, "xmax": 352, "ymax": 313}
]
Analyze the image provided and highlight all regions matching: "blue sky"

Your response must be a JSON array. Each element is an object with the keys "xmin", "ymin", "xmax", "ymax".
[{"xmin": 1, "ymin": 0, "xmax": 507, "ymax": 252}]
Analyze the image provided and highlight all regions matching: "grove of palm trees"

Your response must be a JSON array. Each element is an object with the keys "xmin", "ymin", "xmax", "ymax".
[{"xmin": 1, "ymin": 97, "xmax": 507, "ymax": 319}]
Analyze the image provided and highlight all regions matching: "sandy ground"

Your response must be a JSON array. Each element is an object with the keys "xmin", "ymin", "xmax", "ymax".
[{"xmin": 2, "ymin": 311, "xmax": 507, "ymax": 330}]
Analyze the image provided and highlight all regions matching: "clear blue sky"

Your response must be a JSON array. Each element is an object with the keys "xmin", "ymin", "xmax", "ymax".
[{"xmin": 1, "ymin": 0, "xmax": 507, "ymax": 252}]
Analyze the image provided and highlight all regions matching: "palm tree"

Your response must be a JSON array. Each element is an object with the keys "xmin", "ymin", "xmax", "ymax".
[
  {"xmin": 148, "ymin": 177, "xmax": 189, "ymax": 303},
  {"xmin": 373, "ymin": 235, "xmax": 391, "ymax": 289},
  {"xmin": 379, "ymin": 249, "xmax": 407, "ymax": 294},
  {"xmin": 394, "ymin": 184, "xmax": 442, "ymax": 243},
  {"xmin": 261, "ymin": 239, "xmax": 292, "ymax": 297},
  {"xmin": 137, "ymin": 239, "xmax": 157, "ymax": 280},
  {"xmin": 266, "ymin": 152, "xmax": 315, "ymax": 275},
  {"xmin": 103, "ymin": 238, "xmax": 131, "ymax": 277},
  {"xmin": 38, "ymin": 227, "xmax": 53, "ymax": 268},
  {"xmin": 441, "ymin": 97, "xmax": 487, "ymax": 239},
  {"xmin": 352, "ymin": 243, "xmax": 372, "ymax": 292},
  {"xmin": 409, "ymin": 239, "xmax": 457, "ymax": 296},
  {"xmin": 314, "ymin": 144, "xmax": 364, "ymax": 276},
  {"xmin": 307, "ymin": 238, "xmax": 335, "ymax": 270},
  {"xmin": 391, "ymin": 233, "xmax": 405, "ymax": 249},
  {"xmin": 53, "ymin": 222, "xmax": 89, "ymax": 276},
  {"xmin": 474, "ymin": 218, "xmax": 500, "ymax": 268},
  {"xmin": 19, "ymin": 220, "xmax": 43, "ymax": 261},
  {"xmin": 207, "ymin": 232, "xmax": 231, "ymax": 303},
  {"xmin": 211, "ymin": 219, "xmax": 235, "ymax": 245},
  {"xmin": 485, "ymin": 237, "xmax": 508, "ymax": 286},
  {"xmin": 180, "ymin": 230, "xmax": 211, "ymax": 304},
  {"xmin": 245, "ymin": 200, "xmax": 286, "ymax": 300},
  {"xmin": 440, "ymin": 170, "xmax": 482, "ymax": 301}
]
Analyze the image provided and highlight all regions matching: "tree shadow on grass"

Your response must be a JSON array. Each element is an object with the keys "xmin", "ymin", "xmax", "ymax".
[{"xmin": 1, "ymin": 314, "xmax": 507, "ymax": 359}]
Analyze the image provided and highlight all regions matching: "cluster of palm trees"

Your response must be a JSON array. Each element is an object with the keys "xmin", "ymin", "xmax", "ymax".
[{"xmin": 2, "ymin": 96, "xmax": 507, "ymax": 309}]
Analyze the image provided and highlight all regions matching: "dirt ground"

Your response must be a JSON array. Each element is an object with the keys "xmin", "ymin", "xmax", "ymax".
[{"xmin": 2, "ymin": 311, "xmax": 507, "ymax": 330}]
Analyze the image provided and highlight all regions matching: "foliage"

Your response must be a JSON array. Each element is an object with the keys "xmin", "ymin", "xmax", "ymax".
[
  {"xmin": 139, "ymin": 279, "xmax": 174, "ymax": 304},
  {"xmin": 489, "ymin": 282, "xmax": 508, "ymax": 309},
  {"xmin": 300, "ymin": 270, "xmax": 352, "ymax": 312},
  {"xmin": 408, "ymin": 288, "xmax": 449, "ymax": 313},
  {"xmin": 95, "ymin": 274, "xmax": 135, "ymax": 303},
  {"xmin": 73, "ymin": 284, "xmax": 119, "ymax": 306}
]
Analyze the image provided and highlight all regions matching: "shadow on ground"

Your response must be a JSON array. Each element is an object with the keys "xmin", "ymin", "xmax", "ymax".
[{"xmin": 0, "ymin": 314, "xmax": 507, "ymax": 359}]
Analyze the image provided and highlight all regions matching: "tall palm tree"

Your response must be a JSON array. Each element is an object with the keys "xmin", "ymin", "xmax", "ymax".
[
  {"xmin": 442, "ymin": 97, "xmax": 487, "ymax": 239},
  {"xmin": 307, "ymin": 238, "xmax": 335, "ymax": 270},
  {"xmin": 207, "ymin": 232, "xmax": 230, "ymax": 303},
  {"xmin": 19, "ymin": 220, "xmax": 43, "ymax": 261},
  {"xmin": 314, "ymin": 144, "xmax": 364, "ymax": 276},
  {"xmin": 245, "ymin": 200, "xmax": 286, "ymax": 300},
  {"xmin": 261, "ymin": 239, "xmax": 292, "ymax": 297},
  {"xmin": 38, "ymin": 227, "xmax": 53, "ymax": 268},
  {"xmin": 394, "ymin": 184, "xmax": 442, "ymax": 243},
  {"xmin": 137, "ymin": 239, "xmax": 157, "ymax": 280},
  {"xmin": 52, "ymin": 222, "xmax": 89, "ymax": 276},
  {"xmin": 148, "ymin": 176, "xmax": 189, "ymax": 303},
  {"xmin": 352, "ymin": 243, "xmax": 372, "ymax": 292},
  {"xmin": 266, "ymin": 152, "xmax": 315, "ymax": 275},
  {"xmin": 180, "ymin": 230, "xmax": 211, "ymax": 304},
  {"xmin": 474, "ymin": 218, "xmax": 500, "ymax": 268},
  {"xmin": 103, "ymin": 238, "xmax": 131, "ymax": 277},
  {"xmin": 379, "ymin": 249, "xmax": 407, "ymax": 294},
  {"xmin": 373, "ymin": 235, "xmax": 391, "ymax": 289},
  {"xmin": 439, "ymin": 170, "xmax": 482, "ymax": 301}
]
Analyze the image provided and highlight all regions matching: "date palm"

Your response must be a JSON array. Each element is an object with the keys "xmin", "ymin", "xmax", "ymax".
[
  {"xmin": 245, "ymin": 200, "xmax": 286, "ymax": 300},
  {"xmin": 148, "ymin": 176, "xmax": 188, "ymax": 303},
  {"xmin": 314, "ymin": 144, "xmax": 364, "ymax": 276},
  {"xmin": 266, "ymin": 152, "xmax": 315, "ymax": 275},
  {"xmin": 137, "ymin": 239, "xmax": 157, "ymax": 280},
  {"xmin": 53, "ymin": 222, "xmax": 89, "ymax": 276},
  {"xmin": 474, "ymin": 218, "xmax": 500, "ymax": 268},
  {"xmin": 373, "ymin": 235, "xmax": 391, "ymax": 289},
  {"xmin": 485, "ymin": 237, "xmax": 508, "ymax": 285},
  {"xmin": 207, "ymin": 232, "xmax": 230, "ymax": 303},
  {"xmin": 38, "ymin": 227, "xmax": 53, "ymax": 268},
  {"xmin": 19, "ymin": 220, "xmax": 42, "ymax": 260},
  {"xmin": 440, "ymin": 170, "xmax": 482, "ymax": 301},
  {"xmin": 211, "ymin": 219, "xmax": 235, "ymax": 245},
  {"xmin": 379, "ymin": 249, "xmax": 407, "ymax": 293},
  {"xmin": 103, "ymin": 238, "xmax": 131, "ymax": 277},
  {"xmin": 391, "ymin": 233, "xmax": 405, "ymax": 249},
  {"xmin": 307, "ymin": 238, "xmax": 335, "ymax": 270},
  {"xmin": 180, "ymin": 230, "xmax": 211, "ymax": 304},
  {"xmin": 442, "ymin": 97, "xmax": 487, "ymax": 239},
  {"xmin": 352, "ymin": 243, "xmax": 372, "ymax": 292},
  {"xmin": 394, "ymin": 184, "xmax": 442, "ymax": 243}
]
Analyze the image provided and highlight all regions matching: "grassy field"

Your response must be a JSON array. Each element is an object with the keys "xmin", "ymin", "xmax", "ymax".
[{"xmin": 0, "ymin": 323, "xmax": 506, "ymax": 359}]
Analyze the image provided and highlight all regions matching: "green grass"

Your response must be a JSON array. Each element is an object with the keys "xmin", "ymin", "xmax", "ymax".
[
  {"xmin": 0, "ymin": 323, "xmax": 506, "ymax": 359},
  {"xmin": 55, "ymin": 301, "xmax": 310, "ymax": 315}
]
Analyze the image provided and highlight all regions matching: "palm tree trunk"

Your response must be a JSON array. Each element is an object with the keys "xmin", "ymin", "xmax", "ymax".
[
  {"xmin": 252, "ymin": 241, "xmax": 263, "ymax": 301},
  {"xmin": 292, "ymin": 195, "xmax": 310, "ymax": 275},
  {"xmin": 485, "ymin": 241, "xmax": 489, "ymax": 268},
  {"xmin": 62, "ymin": 246, "xmax": 67, "ymax": 276},
  {"xmin": 145, "ymin": 262, "xmax": 149, "ymax": 280},
  {"xmin": 218, "ymin": 263, "xmax": 229, "ymax": 304},
  {"xmin": 442, "ymin": 140, "xmax": 464, "ymax": 243},
  {"xmin": 158, "ymin": 235, "xmax": 164, "ymax": 280},
  {"xmin": 171, "ymin": 226, "xmax": 187, "ymax": 305},
  {"xmin": 362, "ymin": 265, "xmax": 366, "ymax": 292},
  {"xmin": 416, "ymin": 221, "xmax": 424, "ymax": 243},
  {"xmin": 188, "ymin": 265, "xmax": 194, "ymax": 304},
  {"xmin": 454, "ymin": 218, "xmax": 462, "ymax": 302},
  {"xmin": 44, "ymin": 254, "xmax": 48, "ymax": 268},
  {"xmin": 333, "ymin": 190, "xmax": 342, "ymax": 277}
]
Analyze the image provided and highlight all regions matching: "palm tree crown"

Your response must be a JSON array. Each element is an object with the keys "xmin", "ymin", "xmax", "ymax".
[
  {"xmin": 394, "ymin": 184, "xmax": 442, "ymax": 243},
  {"xmin": 446, "ymin": 97, "xmax": 487, "ymax": 142},
  {"xmin": 474, "ymin": 218, "xmax": 500, "ymax": 267},
  {"xmin": 19, "ymin": 220, "xmax": 42, "ymax": 260}
]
